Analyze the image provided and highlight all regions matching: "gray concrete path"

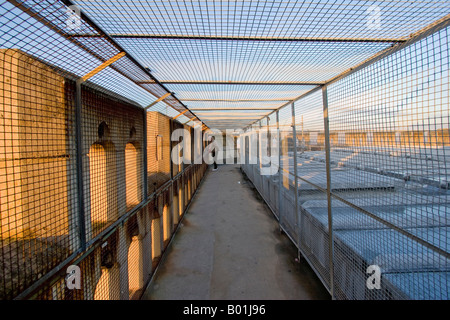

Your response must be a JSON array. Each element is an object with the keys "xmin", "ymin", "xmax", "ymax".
[{"xmin": 141, "ymin": 165, "xmax": 330, "ymax": 300}]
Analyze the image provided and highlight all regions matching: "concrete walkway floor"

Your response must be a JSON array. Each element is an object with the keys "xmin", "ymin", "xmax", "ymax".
[{"xmin": 141, "ymin": 164, "xmax": 330, "ymax": 300}]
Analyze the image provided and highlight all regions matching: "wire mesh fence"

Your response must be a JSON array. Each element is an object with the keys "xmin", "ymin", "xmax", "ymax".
[
  {"xmin": 0, "ymin": 1, "xmax": 208, "ymax": 299},
  {"xmin": 1, "ymin": 0, "xmax": 449, "ymax": 300},
  {"xmin": 325, "ymin": 24, "xmax": 450, "ymax": 300},
  {"xmin": 240, "ymin": 16, "xmax": 450, "ymax": 300},
  {"xmin": 0, "ymin": 48, "xmax": 78, "ymax": 299},
  {"xmin": 147, "ymin": 112, "xmax": 172, "ymax": 191},
  {"xmin": 0, "ymin": 62, "xmax": 207, "ymax": 299}
]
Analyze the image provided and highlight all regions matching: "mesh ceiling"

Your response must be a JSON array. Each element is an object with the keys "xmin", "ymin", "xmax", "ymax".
[{"xmin": 3, "ymin": 0, "xmax": 449, "ymax": 129}]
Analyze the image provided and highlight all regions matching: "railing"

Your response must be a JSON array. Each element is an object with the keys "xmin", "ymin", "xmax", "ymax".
[{"xmin": 0, "ymin": 48, "xmax": 208, "ymax": 299}]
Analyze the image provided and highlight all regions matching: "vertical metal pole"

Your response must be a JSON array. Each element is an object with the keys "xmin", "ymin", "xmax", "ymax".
[
  {"xmin": 169, "ymin": 119, "xmax": 174, "ymax": 180},
  {"xmin": 322, "ymin": 86, "xmax": 335, "ymax": 298},
  {"xmin": 264, "ymin": 116, "xmax": 270, "ymax": 198},
  {"xmin": 277, "ymin": 111, "xmax": 283, "ymax": 231},
  {"xmin": 291, "ymin": 103, "xmax": 300, "ymax": 259},
  {"xmin": 258, "ymin": 121, "xmax": 262, "ymax": 169},
  {"xmin": 75, "ymin": 79, "xmax": 86, "ymax": 250},
  {"xmin": 143, "ymin": 109, "xmax": 148, "ymax": 200},
  {"xmin": 254, "ymin": 121, "xmax": 261, "ymax": 182}
]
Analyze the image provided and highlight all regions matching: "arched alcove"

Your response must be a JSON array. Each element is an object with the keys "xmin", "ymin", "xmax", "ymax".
[
  {"xmin": 128, "ymin": 235, "xmax": 143, "ymax": 299},
  {"xmin": 94, "ymin": 265, "xmax": 120, "ymax": 300},
  {"xmin": 89, "ymin": 143, "xmax": 108, "ymax": 235},
  {"xmin": 89, "ymin": 141, "xmax": 118, "ymax": 236},
  {"xmin": 125, "ymin": 142, "xmax": 142, "ymax": 210},
  {"xmin": 162, "ymin": 204, "xmax": 170, "ymax": 243},
  {"xmin": 151, "ymin": 217, "xmax": 161, "ymax": 265}
]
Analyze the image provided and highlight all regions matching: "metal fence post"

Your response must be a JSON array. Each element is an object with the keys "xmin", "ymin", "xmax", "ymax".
[
  {"xmin": 143, "ymin": 109, "xmax": 148, "ymax": 200},
  {"xmin": 75, "ymin": 79, "xmax": 86, "ymax": 251},
  {"xmin": 258, "ymin": 121, "xmax": 262, "ymax": 169},
  {"xmin": 322, "ymin": 86, "xmax": 335, "ymax": 298},
  {"xmin": 291, "ymin": 103, "xmax": 300, "ymax": 259},
  {"xmin": 277, "ymin": 111, "xmax": 283, "ymax": 230}
]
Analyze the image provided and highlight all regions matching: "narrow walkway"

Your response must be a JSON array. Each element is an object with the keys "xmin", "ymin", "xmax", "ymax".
[{"xmin": 142, "ymin": 164, "xmax": 330, "ymax": 300}]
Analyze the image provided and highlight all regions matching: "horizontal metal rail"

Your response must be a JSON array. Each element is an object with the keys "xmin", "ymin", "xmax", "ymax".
[
  {"xmin": 141, "ymin": 80, "xmax": 325, "ymax": 86},
  {"xmin": 70, "ymin": 33, "xmax": 407, "ymax": 43},
  {"xmin": 276, "ymin": 165, "xmax": 450, "ymax": 260}
]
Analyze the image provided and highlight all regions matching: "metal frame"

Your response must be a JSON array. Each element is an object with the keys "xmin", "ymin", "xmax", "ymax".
[
  {"xmin": 241, "ymin": 13, "xmax": 450, "ymax": 298},
  {"xmin": 2, "ymin": 0, "xmax": 449, "ymax": 301},
  {"xmin": 276, "ymin": 110, "xmax": 283, "ymax": 230},
  {"xmin": 75, "ymin": 80, "xmax": 87, "ymax": 251},
  {"xmin": 17, "ymin": 153, "xmax": 204, "ymax": 300},
  {"xmin": 321, "ymin": 86, "xmax": 335, "ymax": 299},
  {"xmin": 9, "ymin": 0, "xmax": 448, "ymax": 130},
  {"xmin": 172, "ymin": 109, "xmax": 189, "ymax": 120},
  {"xmin": 71, "ymin": 33, "xmax": 407, "ymax": 43},
  {"xmin": 180, "ymin": 99, "xmax": 292, "ymax": 102},
  {"xmin": 291, "ymin": 103, "xmax": 300, "ymax": 261}
]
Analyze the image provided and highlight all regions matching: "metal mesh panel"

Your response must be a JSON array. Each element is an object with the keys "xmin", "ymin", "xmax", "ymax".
[
  {"xmin": 259, "ymin": 117, "xmax": 276, "ymax": 202},
  {"xmin": 238, "ymin": 20, "xmax": 449, "ymax": 300},
  {"xmin": 114, "ymin": 38, "xmax": 391, "ymax": 83},
  {"xmin": 65, "ymin": 0, "xmax": 449, "ymax": 130},
  {"xmin": 0, "ymin": 50, "xmax": 78, "ymax": 299},
  {"xmin": 0, "ymin": 0, "xmax": 208, "ymax": 300},
  {"xmin": 292, "ymin": 90, "xmax": 332, "ymax": 289},
  {"xmin": 29, "ymin": 227, "xmax": 120, "ymax": 300},
  {"xmin": 182, "ymin": 125, "xmax": 193, "ymax": 171},
  {"xmin": 15, "ymin": 171, "xmax": 209, "ymax": 301},
  {"xmin": 172, "ymin": 180, "xmax": 181, "ymax": 226},
  {"xmin": 0, "ymin": 0, "xmax": 196, "ymax": 117},
  {"xmin": 161, "ymin": 189, "xmax": 172, "ymax": 248},
  {"xmin": 72, "ymin": 0, "xmax": 448, "ymax": 40},
  {"xmin": 277, "ymin": 104, "xmax": 297, "ymax": 241},
  {"xmin": 90, "ymin": 231, "xmax": 121, "ymax": 300},
  {"xmin": 252, "ymin": 121, "xmax": 262, "ymax": 191},
  {"xmin": 124, "ymin": 212, "xmax": 148, "ymax": 300},
  {"xmin": 82, "ymin": 85, "xmax": 144, "ymax": 239},
  {"xmin": 151, "ymin": 206, "xmax": 162, "ymax": 271},
  {"xmin": 327, "ymin": 26, "xmax": 450, "ymax": 300}
]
